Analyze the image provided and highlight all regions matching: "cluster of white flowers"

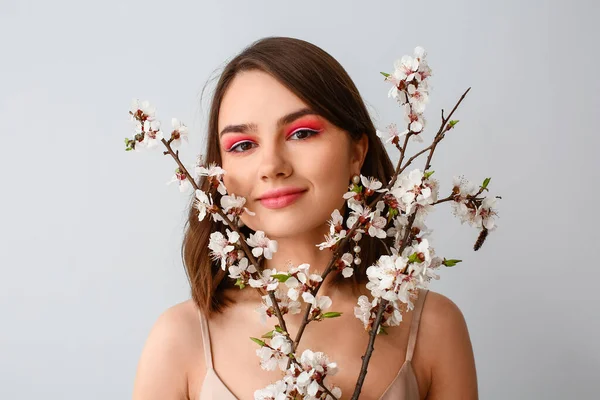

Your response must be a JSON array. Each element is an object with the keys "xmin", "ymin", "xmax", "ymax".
[
  {"xmin": 254, "ymin": 349, "xmax": 342, "ymax": 400},
  {"xmin": 195, "ymin": 161, "xmax": 227, "ymax": 195},
  {"xmin": 284, "ymin": 264, "xmax": 323, "ymax": 305},
  {"xmin": 335, "ymin": 252, "xmax": 355, "ymax": 278},
  {"xmin": 208, "ymin": 229, "xmax": 240, "ymax": 271},
  {"xmin": 346, "ymin": 200, "xmax": 387, "ymax": 239},
  {"xmin": 354, "ymin": 295, "xmax": 404, "ymax": 332},
  {"xmin": 228, "ymin": 257, "xmax": 257, "ymax": 287},
  {"xmin": 390, "ymin": 169, "xmax": 439, "ymax": 217},
  {"xmin": 167, "ymin": 157, "xmax": 228, "ymax": 194},
  {"xmin": 248, "ymin": 268, "xmax": 281, "ymax": 292},
  {"xmin": 451, "ymin": 175, "xmax": 498, "ymax": 230},
  {"xmin": 353, "ymin": 241, "xmax": 442, "ymax": 331},
  {"xmin": 247, "ymin": 231, "xmax": 279, "ymax": 259},
  {"xmin": 127, "ymin": 99, "xmax": 188, "ymax": 151},
  {"xmin": 256, "ymin": 332, "xmax": 293, "ymax": 372},
  {"xmin": 256, "ymin": 289, "xmax": 302, "ymax": 325},
  {"xmin": 309, "ymin": 295, "xmax": 333, "ymax": 321},
  {"xmin": 377, "ymin": 46, "xmax": 432, "ymax": 144},
  {"xmin": 316, "ymin": 209, "xmax": 347, "ymax": 251}
]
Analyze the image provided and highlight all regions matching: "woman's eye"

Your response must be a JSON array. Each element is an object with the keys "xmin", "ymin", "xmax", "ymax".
[
  {"xmin": 289, "ymin": 128, "xmax": 319, "ymax": 140},
  {"xmin": 226, "ymin": 129, "xmax": 319, "ymax": 154},
  {"xmin": 228, "ymin": 141, "xmax": 256, "ymax": 153}
]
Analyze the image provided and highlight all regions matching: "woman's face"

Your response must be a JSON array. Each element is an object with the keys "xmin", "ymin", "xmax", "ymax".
[{"xmin": 217, "ymin": 69, "xmax": 368, "ymax": 239}]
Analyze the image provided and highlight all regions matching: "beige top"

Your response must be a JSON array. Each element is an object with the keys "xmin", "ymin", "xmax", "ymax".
[{"xmin": 198, "ymin": 288, "xmax": 429, "ymax": 399}]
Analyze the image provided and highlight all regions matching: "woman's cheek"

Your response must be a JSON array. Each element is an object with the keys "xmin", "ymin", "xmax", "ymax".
[{"xmin": 222, "ymin": 168, "xmax": 250, "ymax": 198}]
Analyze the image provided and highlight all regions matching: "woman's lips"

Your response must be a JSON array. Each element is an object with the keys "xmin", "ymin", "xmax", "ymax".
[{"xmin": 259, "ymin": 191, "xmax": 306, "ymax": 209}]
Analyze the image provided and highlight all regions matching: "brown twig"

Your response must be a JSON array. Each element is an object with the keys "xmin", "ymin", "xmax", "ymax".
[{"xmin": 350, "ymin": 296, "xmax": 387, "ymax": 399}]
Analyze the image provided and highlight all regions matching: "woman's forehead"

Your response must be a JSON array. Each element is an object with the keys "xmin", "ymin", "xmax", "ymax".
[{"xmin": 218, "ymin": 71, "xmax": 310, "ymax": 130}]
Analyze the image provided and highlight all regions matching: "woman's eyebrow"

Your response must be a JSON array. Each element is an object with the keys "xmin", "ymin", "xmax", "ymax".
[{"xmin": 219, "ymin": 107, "xmax": 317, "ymax": 138}]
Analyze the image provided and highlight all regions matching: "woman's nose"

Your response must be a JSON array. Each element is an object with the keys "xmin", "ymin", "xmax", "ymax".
[{"xmin": 257, "ymin": 142, "xmax": 293, "ymax": 181}]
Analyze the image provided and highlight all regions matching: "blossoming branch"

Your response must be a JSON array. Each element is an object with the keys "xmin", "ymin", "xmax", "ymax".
[{"xmin": 124, "ymin": 46, "xmax": 500, "ymax": 400}]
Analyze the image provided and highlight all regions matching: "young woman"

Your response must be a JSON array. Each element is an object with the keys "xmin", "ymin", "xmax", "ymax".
[{"xmin": 132, "ymin": 36, "xmax": 478, "ymax": 400}]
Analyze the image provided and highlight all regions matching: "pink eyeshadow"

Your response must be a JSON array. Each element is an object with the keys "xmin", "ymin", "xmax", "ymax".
[
  {"xmin": 221, "ymin": 135, "xmax": 254, "ymax": 150},
  {"xmin": 286, "ymin": 117, "xmax": 325, "ymax": 136}
]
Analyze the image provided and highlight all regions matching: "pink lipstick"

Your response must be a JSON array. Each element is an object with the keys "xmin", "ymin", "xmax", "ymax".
[{"xmin": 259, "ymin": 187, "xmax": 307, "ymax": 209}]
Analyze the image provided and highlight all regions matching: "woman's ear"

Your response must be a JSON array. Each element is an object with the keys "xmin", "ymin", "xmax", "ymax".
[{"xmin": 350, "ymin": 133, "xmax": 369, "ymax": 174}]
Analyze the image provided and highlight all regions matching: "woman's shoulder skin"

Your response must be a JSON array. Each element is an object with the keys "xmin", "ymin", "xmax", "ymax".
[
  {"xmin": 132, "ymin": 289, "xmax": 477, "ymax": 400},
  {"xmin": 132, "ymin": 299, "xmax": 203, "ymax": 400},
  {"xmin": 419, "ymin": 290, "xmax": 479, "ymax": 399}
]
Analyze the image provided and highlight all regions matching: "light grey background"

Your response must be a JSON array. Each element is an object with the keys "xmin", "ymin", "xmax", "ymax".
[{"xmin": 1, "ymin": 0, "xmax": 598, "ymax": 399}]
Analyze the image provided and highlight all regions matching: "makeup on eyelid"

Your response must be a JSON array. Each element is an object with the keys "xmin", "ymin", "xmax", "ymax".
[
  {"xmin": 221, "ymin": 116, "xmax": 325, "ymax": 151},
  {"xmin": 284, "ymin": 116, "xmax": 324, "ymax": 136}
]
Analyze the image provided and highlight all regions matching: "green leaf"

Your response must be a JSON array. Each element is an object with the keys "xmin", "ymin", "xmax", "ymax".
[
  {"xmin": 261, "ymin": 331, "xmax": 275, "ymax": 339},
  {"xmin": 271, "ymin": 274, "xmax": 290, "ymax": 282},
  {"xmin": 352, "ymin": 184, "xmax": 363, "ymax": 193},
  {"xmin": 250, "ymin": 337, "xmax": 266, "ymax": 347},
  {"xmin": 380, "ymin": 72, "xmax": 390, "ymax": 77},
  {"xmin": 424, "ymin": 170, "xmax": 435, "ymax": 179},
  {"xmin": 448, "ymin": 120, "xmax": 459, "ymax": 128},
  {"xmin": 377, "ymin": 326, "xmax": 388, "ymax": 335},
  {"xmin": 274, "ymin": 325, "xmax": 284, "ymax": 333},
  {"xmin": 124, "ymin": 138, "xmax": 135, "ymax": 151},
  {"xmin": 387, "ymin": 207, "xmax": 399, "ymax": 224},
  {"xmin": 235, "ymin": 278, "xmax": 246, "ymax": 289},
  {"xmin": 482, "ymin": 177, "xmax": 491, "ymax": 190},
  {"xmin": 443, "ymin": 259, "xmax": 463, "ymax": 267},
  {"xmin": 407, "ymin": 253, "xmax": 421, "ymax": 263},
  {"xmin": 322, "ymin": 312, "xmax": 343, "ymax": 319}
]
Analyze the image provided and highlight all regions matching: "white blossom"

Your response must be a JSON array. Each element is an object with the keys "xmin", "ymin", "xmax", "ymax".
[
  {"xmin": 346, "ymin": 201, "xmax": 371, "ymax": 230},
  {"xmin": 474, "ymin": 196, "xmax": 499, "ymax": 230},
  {"xmin": 309, "ymin": 296, "xmax": 332, "ymax": 319},
  {"xmin": 248, "ymin": 268, "xmax": 280, "ymax": 291},
  {"xmin": 256, "ymin": 332, "xmax": 292, "ymax": 371},
  {"xmin": 360, "ymin": 175, "xmax": 387, "ymax": 194},
  {"xmin": 140, "ymin": 119, "xmax": 164, "ymax": 149},
  {"xmin": 208, "ymin": 229, "xmax": 239, "ymax": 270},
  {"xmin": 255, "ymin": 290, "xmax": 301, "ymax": 325},
  {"xmin": 169, "ymin": 118, "xmax": 189, "ymax": 149},
  {"xmin": 130, "ymin": 99, "xmax": 156, "ymax": 122},
  {"xmin": 376, "ymin": 122, "xmax": 408, "ymax": 144},
  {"xmin": 193, "ymin": 189, "xmax": 212, "ymax": 222},
  {"xmin": 254, "ymin": 380, "xmax": 287, "ymax": 400},
  {"xmin": 285, "ymin": 264, "xmax": 322, "ymax": 302},
  {"xmin": 317, "ymin": 231, "xmax": 346, "ymax": 252},
  {"xmin": 365, "ymin": 253, "xmax": 417, "ymax": 304},
  {"xmin": 221, "ymin": 193, "xmax": 256, "ymax": 217},
  {"xmin": 391, "ymin": 169, "xmax": 427, "ymax": 215},
  {"xmin": 195, "ymin": 162, "xmax": 227, "ymax": 195},
  {"xmin": 403, "ymin": 103, "xmax": 426, "ymax": 134},
  {"xmin": 367, "ymin": 211, "xmax": 387, "ymax": 239},
  {"xmin": 247, "ymin": 231, "xmax": 278, "ymax": 259},
  {"xmin": 339, "ymin": 252, "xmax": 354, "ymax": 278},
  {"xmin": 297, "ymin": 349, "xmax": 339, "ymax": 396},
  {"xmin": 354, "ymin": 295, "xmax": 377, "ymax": 329},
  {"xmin": 228, "ymin": 257, "xmax": 257, "ymax": 280},
  {"xmin": 166, "ymin": 167, "xmax": 192, "ymax": 192}
]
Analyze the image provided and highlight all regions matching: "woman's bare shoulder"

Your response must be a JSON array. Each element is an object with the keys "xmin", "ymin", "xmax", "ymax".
[
  {"xmin": 418, "ymin": 289, "xmax": 479, "ymax": 399},
  {"xmin": 132, "ymin": 299, "xmax": 204, "ymax": 400}
]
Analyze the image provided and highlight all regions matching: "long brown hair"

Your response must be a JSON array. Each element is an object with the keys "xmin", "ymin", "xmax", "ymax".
[{"xmin": 181, "ymin": 36, "xmax": 396, "ymax": 316}]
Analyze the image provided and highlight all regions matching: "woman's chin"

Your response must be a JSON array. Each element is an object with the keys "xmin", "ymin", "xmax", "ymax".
[{"xmin": 248, "ymin": 217, "xmax": 320, "ymax": 240}]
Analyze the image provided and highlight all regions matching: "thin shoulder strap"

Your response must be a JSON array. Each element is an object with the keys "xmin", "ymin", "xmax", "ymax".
[
  {"xmin": 405, "ymin": 288, "xmax": 429, "ymax": 362},
  {"xmin": 198, "ymin": 309, "xmax": 214, "ymax": 369}
]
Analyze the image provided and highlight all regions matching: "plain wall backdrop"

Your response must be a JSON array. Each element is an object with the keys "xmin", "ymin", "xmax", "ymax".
[{"xmin": 1, "ymin": 0, "xmax": 598, "ymax": 398}]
